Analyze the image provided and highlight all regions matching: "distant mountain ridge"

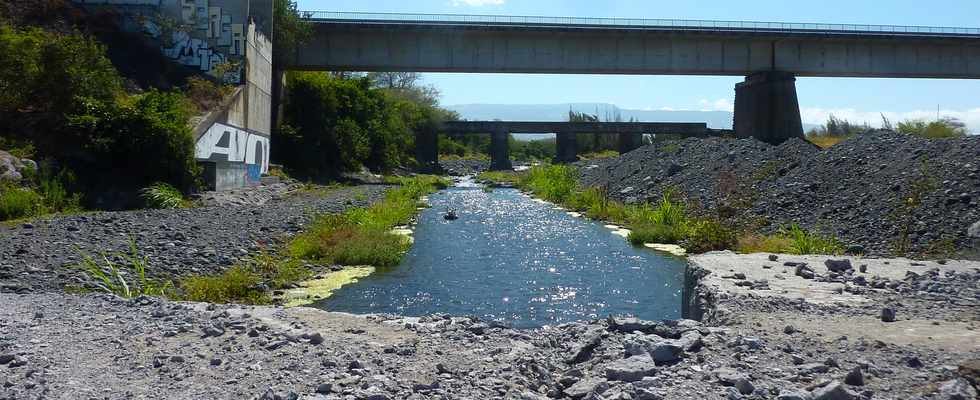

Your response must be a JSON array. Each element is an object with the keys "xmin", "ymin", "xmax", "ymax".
[{"xmin": 448, "ymin": 102, "xmax": 733, "ymax": 125}]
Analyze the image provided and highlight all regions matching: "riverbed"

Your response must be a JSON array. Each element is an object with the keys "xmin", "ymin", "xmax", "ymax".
[{"xmin": 315, "ymin": 179, "xmax": 687, "ymax": 328}]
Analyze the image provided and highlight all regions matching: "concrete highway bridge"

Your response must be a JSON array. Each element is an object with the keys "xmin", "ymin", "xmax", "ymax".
[
  {"xmin": 426, "ymin": 121, "xmax": 726, "ymax": 169},
  {"xmin": 283, "ymin": 11, "xmax": 980, "ymax": 156}
]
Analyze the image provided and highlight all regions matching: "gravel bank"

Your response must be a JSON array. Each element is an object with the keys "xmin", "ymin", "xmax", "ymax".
[
  {"xmin": 0, "ymin": 184, "xmax": 390, "ymax": 294},
  {"xmin": 440, "ymin": 159, "xmax": 489, "ymax": 176},
  {"xmin": 1, "ymin": 252, "xmax": 977, "ymax": 399},
  {"xmin": 577, "ymin": 131, "xmax": 980, "ymax": 259}
]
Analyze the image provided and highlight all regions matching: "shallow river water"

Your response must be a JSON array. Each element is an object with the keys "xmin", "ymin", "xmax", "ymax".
[{"xmin": 315, "ymin": 180, "xmax": 688, "ymax": 328}]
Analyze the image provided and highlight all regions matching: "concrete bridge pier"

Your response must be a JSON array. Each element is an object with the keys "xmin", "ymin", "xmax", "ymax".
[
  {"xmin": 415, "ymin": 130, "xmax": 439, "ymax": 171},
  {"xmin": 617, "ymin": 133, "xmax": 644, "ymax": 154},
  {"xmin": 554, "ymin": 131, "xmax": 578, "ymax": 164},
  {"xmin": 489, "ymin": 128, "xmax": 512, "ymax": 170},
  {"xmin": 733, "ymin": 71, "xmax": 804, "ymax": 145}
]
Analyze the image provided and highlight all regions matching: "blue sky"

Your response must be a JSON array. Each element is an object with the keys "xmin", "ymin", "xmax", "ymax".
[{"xmin": 295, "ymin": 0, "xmax": 980, "ymax": 131}]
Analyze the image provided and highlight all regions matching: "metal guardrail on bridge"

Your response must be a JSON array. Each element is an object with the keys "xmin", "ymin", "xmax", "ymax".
[{"xmin": 300, "ymin": 11, "xmax": 980, "ymax": 37}]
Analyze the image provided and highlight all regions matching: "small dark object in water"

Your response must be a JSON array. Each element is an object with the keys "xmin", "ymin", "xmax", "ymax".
[{"xmin": 444, "ymin": 209, "xmax": 458, "ymax": 220}]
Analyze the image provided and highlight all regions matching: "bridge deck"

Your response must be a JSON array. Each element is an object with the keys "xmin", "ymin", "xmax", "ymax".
[
  {"xmin": 442, "ymin": 121, "xmax": 713, "ymax": 136},
  {"xmin": 304, "ymin": 11, "xmax": 980, "ymax": 39}
]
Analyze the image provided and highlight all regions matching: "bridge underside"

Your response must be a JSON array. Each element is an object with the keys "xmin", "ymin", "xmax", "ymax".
[
  {"xmin": 289, "ymin": 15, "xmax": 980, "ymax": 154},
  {"xmin": 420, "ymin": 121, "xmax": 723, "ymax": 170}
]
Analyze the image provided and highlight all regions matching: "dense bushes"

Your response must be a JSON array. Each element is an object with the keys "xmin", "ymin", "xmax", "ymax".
[
  {"xmin": 806, "ymin": 114, "xmax": 969, "ymax": 148},
  {"xmin": 280, "ymin": 73, "xmax": 447, "ymax": 177},
  {"xmin": 0, "ymin": 164, "xmax": 81, "ymax": 221},
  {"xmin": 67, "ymin": 90, "xmax": 200, "ymax": 191},
  {"xmin": 0, "ymin": 25, "xmax": 120, "ymax": 114},
  {"xmin": 896, "ymin": 117, "xmax": 968, "ymax": 139},
  {"xmin": 0, "ymin": 25, "xmax": 200, "ymax": 210}
]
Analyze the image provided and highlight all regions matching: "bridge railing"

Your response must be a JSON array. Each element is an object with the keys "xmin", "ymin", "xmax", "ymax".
[{"xmin": 301, "ymin": 11, "xmax": 980, "ymax": 37}]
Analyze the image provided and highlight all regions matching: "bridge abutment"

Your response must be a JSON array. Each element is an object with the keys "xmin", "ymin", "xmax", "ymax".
[
  {"xmin": 489, "ymin": 128, "xmax": 512, "ymax": 170},
  {"xmin": 733, "ymin": 71, "xmax": 804, "ymax": 145},
  {"xmin": 554, "ymin": 132, "xmax": 578, "ymax": 164},
  {"xmin": 617, "ymin": 133, "xmax": 644, "ymax": 154}
]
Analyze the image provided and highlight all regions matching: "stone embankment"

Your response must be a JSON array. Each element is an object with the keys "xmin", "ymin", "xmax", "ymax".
[
  {"xmin": 2, "ymin": 251, "xmax": 976, "ymax": 399},
  {"xmin": 577, "ymin": 131, "xmax": 980, "ymax": 259}
]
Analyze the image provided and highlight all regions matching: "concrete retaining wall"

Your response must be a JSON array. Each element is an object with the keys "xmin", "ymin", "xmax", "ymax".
[{"xmin": 74, "ymin": 0, "xmax": 275, "ymax": 191}]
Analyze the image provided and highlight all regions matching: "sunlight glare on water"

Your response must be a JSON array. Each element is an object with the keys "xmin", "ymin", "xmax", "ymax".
[{"xmin": 316, "ymin": 179, "xmax": 687, "ymax": 328}]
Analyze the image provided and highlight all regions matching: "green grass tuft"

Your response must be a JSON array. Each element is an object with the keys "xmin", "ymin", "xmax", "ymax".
[
  {"xmin": 140, "ymin": 182, "xmax": 187, "ymax": 209},
  {"xmin": 783, "ymin": 224, "xmax": 843, "ymax": 255},
  {"xmin": 628, "ymin": 223, "xmax": 688, "ymax": 245},
  {"xmin": 75, "ymin": 240, "xmax": 175, "ymax": 298},
  {"xmin": 518, "ymin": 164, "xmax": 578, "ymax": 203},
  {"xmin": 289, "ymin": 176, "xmax": 442, "ymax": 267},
  {"xmin": 180, "ymin": 265, "xmax": 269, "ymax": 304},
  {"xmin": 0, "ymin": 185, "xmax": 44, "ymax": 221}
]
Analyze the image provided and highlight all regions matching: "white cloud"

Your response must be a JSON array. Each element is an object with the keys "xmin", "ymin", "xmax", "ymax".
[
  {"xmin": 800, "ymin": 107, "xmax": 980, "ymax": 134},
  {"xmin": 697, "ymin": 98, "xmax": 734, "ymax": 112},
  {"xmin": 450, "ymin": 0, "xmax": 505, "ymax": 6}
]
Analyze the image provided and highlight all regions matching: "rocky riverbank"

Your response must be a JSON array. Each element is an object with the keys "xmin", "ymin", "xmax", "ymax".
[
  {"xmin": 577, "ymin": 131, "xmax": 980, "ymax": 259},
  {"xmin": 440, "ymin": 159, "xmax": 490, "ymax": 176},
  {"xmin": 0, "ymin": 184, "xmax": 390, "ymax": 294},
  {"xmin": 1, "ymin": 251, "xmax": 976, "ymax": 399}
]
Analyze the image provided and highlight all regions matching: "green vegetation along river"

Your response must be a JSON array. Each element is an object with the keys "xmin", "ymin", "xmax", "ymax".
[{"xmin": 316, "ymin": 178, "xmax": 688, "ymax": 328}]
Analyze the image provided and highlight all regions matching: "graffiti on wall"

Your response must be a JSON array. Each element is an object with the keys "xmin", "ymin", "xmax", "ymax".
[
  {"xmin": 165, "ymin": 0, "xmax": 244, "ymax": 83},
  {"xmin": 75, "ymin": 0, "xmax": 246, "ymax": 83},
  {"xmin": 196, "ymin": 122, "xmax": 270, "ymax": 183}
]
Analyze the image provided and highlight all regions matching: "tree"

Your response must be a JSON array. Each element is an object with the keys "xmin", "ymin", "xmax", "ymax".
[
  {"xmin": 368, "ymin": 72, "xmax": 421, "ymax": 90},
  {"xmin": 272, "ymin": 0, "xmax": 312, "ymax": 63}
]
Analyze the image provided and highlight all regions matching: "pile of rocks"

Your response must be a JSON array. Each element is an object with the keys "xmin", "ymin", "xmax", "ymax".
[
  {"xmin": 0, "ymin": 150, "xmax": 37, "ymax": 185},
  {"xmin": 577, "ymin": 131, "xmax": 980, "ymax": 258},
  {"xmin": 440, "ymin": 159, "xmax": 489, "ymax": 176},
  {"xmin": 2, "ymin": 291, "xmax": 975, "ymax": 399}
]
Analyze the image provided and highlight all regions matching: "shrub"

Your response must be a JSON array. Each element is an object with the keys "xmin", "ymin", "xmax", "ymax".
[
  {"xmin": 185, "ymin": 76, "xmax": 232, "ymax": 112},
  {"xmin": 684, "ymin": 218, "xmax": 737, "ymax": 253},
  {"xmin": 75, "ymin": 240, "xmax": 175, "ymax": 298},
  {"xmin": 0, "ymin": 164, "xmax": 80, "ymax": 221},
  {"xmin": 0, "ymin": 26, "xmax": 121, "ymax": 114},
  {"xmin": 178, "ymin": 251, "xmax": 313, "ymax": 304},
  {"xmin": 37, "ymin": 165, "xmax": 81, "ymax": 213},
  {"xmin": 628, "ymin": 223, "xmax": 687, "ymax": 245},
  {"xmin": 519, "ymin": 165, "xmax": 577, "ymax": 203},
  {"xmin": 897, "ymin": 117, "xmax": 967, "ymax": 139},
  {"xmin": 67, "ymin": 90, "xmax": 200, "ymax": 191},
  {"xmin": 0, "ymin": 185, "xmax": 43, "ymax": 221},
  {"xmin": 568, "ymin": 186, "xmax": 627, "ymax": 221},
  {"xmin": 180, "ymin": 265, "xmax": 268, "ymax": 304},
  {"xmin": 140, "ymin": 182, "xmax": 186, "ymax": 209}
]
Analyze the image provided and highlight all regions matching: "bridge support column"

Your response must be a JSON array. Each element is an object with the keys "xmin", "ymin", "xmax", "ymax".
[
  {"xmin": 553, "ymin": 131, "xmax": 577, "ymax": 164},
  {"xmin": 617, "ymin": 133, "xmax": 643, "ymax": 154},
  {"xmin": 415, "ymin": 130, "xmax": 439, "ymax": 172},
  {"xmin": 489, "ymin": 128, "xmax": 512, "ymax": 170},
  {"xmin": 733, "ymin": 71, "xmax": 804, "ymax": 145}
]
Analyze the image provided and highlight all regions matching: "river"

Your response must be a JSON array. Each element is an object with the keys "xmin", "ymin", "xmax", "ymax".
[{"xmin": 315, "ymin": 178, "xmax": 687, "ymax": 328}]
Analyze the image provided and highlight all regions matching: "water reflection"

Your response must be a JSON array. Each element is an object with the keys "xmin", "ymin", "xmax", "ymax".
[{"xmin": 316, "ymin": 181, "xmax": 687, "ymax": 328}]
